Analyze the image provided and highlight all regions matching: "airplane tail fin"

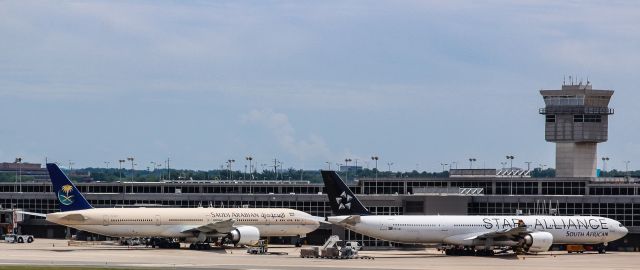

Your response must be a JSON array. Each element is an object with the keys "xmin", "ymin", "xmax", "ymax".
[
  {"xmin": 321, "ymin": 170, "xmax": 370, "ymax": 215},
  {"xmin": 47, "ymin": 163, "xmax": 93, "ymax": 212}
]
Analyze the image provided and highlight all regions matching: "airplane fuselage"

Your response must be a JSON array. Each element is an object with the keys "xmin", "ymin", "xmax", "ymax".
[
  {"xmin": 330, "ymin": 215, "xmax": 628, "ymax": 246},
  {"xmin": 48, "ymin": 207, "xmax": 319, "ymax": 238}
]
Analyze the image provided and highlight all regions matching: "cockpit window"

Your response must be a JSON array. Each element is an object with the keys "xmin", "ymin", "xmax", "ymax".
[{"xmin": 619, "ymin": 223, "xmax": 624, "ymax": 227}]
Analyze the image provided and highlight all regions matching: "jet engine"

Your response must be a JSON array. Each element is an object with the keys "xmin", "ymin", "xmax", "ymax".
[
  {"xmin": 521, "ymin": 231, "xmax": 553, "ymax": 253},
  {"xmin": 227, "ymin": 226, "xmax": 260, "ymax": 245}
]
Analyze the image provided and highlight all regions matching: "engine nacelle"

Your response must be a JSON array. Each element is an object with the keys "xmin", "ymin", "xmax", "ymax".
[
  {"xmin": 227, "ymin": 226, "xmax": 260, "ymax": 246},
  {"xmin": 521, "ymin": 231, "xmax": 553, "ymax": 253}
]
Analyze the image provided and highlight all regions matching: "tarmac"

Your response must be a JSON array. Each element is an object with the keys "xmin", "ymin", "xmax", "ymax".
[{"xmin": 1, "ymin": 239, "xmax": 639, "ymax": 270}]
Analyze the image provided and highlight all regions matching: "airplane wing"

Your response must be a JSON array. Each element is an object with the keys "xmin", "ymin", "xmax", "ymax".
[
  {"xmin": 181, "ymin": 219, "xmax": 236, "ymax": 234},
  {"xmin": 464, "ymin": 221, "xmax": 529, "ymax": 241}
]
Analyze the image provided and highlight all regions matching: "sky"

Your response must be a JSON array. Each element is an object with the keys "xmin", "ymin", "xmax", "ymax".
[{"xmin": 1, "ymin": 1, "xmax": 640, "ymax": 172}]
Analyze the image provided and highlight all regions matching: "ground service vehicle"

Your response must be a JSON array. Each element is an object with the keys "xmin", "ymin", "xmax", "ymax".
[
  {"xmin": 300, "ymin": 235, "xmax": 367, "ymax": 259},
  {"xmin": 4, "ymin": 234, "xmax": 34, "ymax": 243}
]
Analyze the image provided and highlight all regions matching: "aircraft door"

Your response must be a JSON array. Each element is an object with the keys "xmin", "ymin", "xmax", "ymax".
[
  {"xmin": 155, "ymin": 215, "xmax": 161, "ymax": 226},
  {"xmin": 103, "ymin": 215, "xmax": 109, "ymax": 226},
  {"xmin": 381, "ymin": 218, "xmax": 394, "ymax": 231},
  {"xmin": 439, "ymin": 216, "xmax": 448, "ymax": 233}
]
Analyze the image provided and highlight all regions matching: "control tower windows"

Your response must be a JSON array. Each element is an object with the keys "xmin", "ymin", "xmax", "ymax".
[
  {"xmin": 546, "ymin": 115, "xmax": 556, "ymax": 123},
  {"xmin": 543, "ymin": 95, "xmax": 585, "ymax": 106},
  {"xmin": 573, "ymin": 115, "xmax": 601, "ymax": 123}
]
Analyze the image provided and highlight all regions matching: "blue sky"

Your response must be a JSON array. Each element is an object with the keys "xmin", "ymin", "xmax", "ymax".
[{"xmin": 1, "ymin": 1, "xmax": 639, "ymax": 171}]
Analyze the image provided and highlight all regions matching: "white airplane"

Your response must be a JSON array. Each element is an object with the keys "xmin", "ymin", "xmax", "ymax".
[
  {"xmin": 321, "ymin": 171, "xmax": 628, "ymax": 255},
  {"xmin": 22, "ymin": 164, "xmax": 320, "ymax": 249}
]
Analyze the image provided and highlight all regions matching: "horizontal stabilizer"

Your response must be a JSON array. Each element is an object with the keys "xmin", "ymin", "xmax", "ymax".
[
  {"xmin": 16, "ymin": 211, "xmax": 46, "ymax": 218},
  {"xmin": 327, "ymin": 215, "xmax": 361, "ymax": 226}
]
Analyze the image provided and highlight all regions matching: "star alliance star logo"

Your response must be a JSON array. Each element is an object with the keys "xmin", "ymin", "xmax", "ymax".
[{"xmin": 335, "ymin": 191, "xmax": 352, "ymax": 210}]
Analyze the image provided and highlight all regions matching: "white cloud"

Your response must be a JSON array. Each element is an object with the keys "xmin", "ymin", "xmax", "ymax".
[{"xmin": 241, "ymin": 109, "xmax": 331, "ymax": 161}]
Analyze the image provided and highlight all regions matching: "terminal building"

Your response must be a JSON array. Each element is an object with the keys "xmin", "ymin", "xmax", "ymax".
[{"xmin": 0, "ymin": 82, "xmax": 638, "ymax": 250}]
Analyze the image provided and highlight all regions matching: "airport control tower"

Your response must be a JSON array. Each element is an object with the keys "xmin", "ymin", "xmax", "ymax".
[{"xmin": 539, "ymin": 81, "xmax": 614, "ymax": 177}]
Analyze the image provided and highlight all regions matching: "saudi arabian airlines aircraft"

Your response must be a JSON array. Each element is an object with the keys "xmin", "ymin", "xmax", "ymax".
[
  {"xmin": 22, "ymin": 164, "xmax": 320, "ymax": 249},
  {"xmin": 321, "ymin": 171, "xmax": 628, "ymax": 255}
]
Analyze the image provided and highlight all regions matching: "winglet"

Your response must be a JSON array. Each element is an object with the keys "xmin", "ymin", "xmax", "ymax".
[
  {"xmin": 321, "ymin": 170, "xmax": 370, "ymax": 215},
  {"xmin": 47, "ymin": 163, "xmax": 93, "ymax": 212}
]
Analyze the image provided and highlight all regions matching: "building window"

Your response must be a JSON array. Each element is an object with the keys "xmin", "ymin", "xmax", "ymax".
[
  {"xmin": 574, "ymin": 114, "xmax": 601, "ymax": 123},
  {"xmin": 546, "ymin": 115, "xmax": 556, "ymax": 123},
  {"xmin": 584, "ymin": 115, "xmax": 601, "ymax": 122}
]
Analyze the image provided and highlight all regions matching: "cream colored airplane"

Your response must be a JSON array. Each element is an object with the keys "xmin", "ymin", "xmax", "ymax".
[{"xmin": 22, "ymin": 164, "xmax": 320, "ymax": 249}]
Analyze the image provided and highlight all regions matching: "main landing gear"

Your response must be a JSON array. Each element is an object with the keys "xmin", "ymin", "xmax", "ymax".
[
  {"xmin": 148, "ymin": 238, "xmax": 180, "ymax": 249},
  {"xmin": 189, "ymin": 243, "xmax": 212, "ymax": 250},
  {"xmin": 443, "ymin": 246, "xmax": 495, "ymax": 256}
]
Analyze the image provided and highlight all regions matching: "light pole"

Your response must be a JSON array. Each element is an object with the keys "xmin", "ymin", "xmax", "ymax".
[
  {"xmin": 601, "ymin": 157, "xmax": 610, "ymax": 176},
  {"xmin": 155, "ymin": 163, "xmax": 162, "ymax": 180},
  {"xmin": 525, "ymin": 161, "xmax": 532, "ymax": 171},
  {"xmin": 440, "ymin": 163, "xmax": 448, "ymax": 173},
  {"xmin": 278, "ymin": 161, "xmax": 284, "ymax": 180},
  {"xmin": 344, "ymin": 158, "xmax": 352, "ymax": 182},
  {"xmin": 371, "ymin": 156, "xmax": 379, "ymax": 180},
  {"xmin": 354, "ymin": 158, "xmax": 359, "ymax": 179},
  {"xmin": 245, "ymin": 156, "xmax": 253, "ymax": 180},
  {"xmin": 15, "ymin": 158, "xmax": 22, "ymax": 193},
  {"xmin": 118, "ymin": 159, "xmax": 125, "ymax": 181},
  {"xmin": 624, "ymin": 160, "xmax": 631, "ymax": 177},
  {"xmin": 325, "ymin": 161, "xmax": 331, "ymax": 170},
  {"xmin": 452, "ymin": 161, "xmax": 458, "ymax": 169},
  {"xmin": 506, "ymin": 155, "xmax": 515, "ymax": 170},
  {"xmin": 273, "ymin": 158, "xmax": 279, "ymax": 180},
  {"xmin": 166, "ymin": 158, "xmax": 171, "ymax": 180},
  {"xmin": 243, "ymin": 165, "xmax": 247, "ymax": 180},
  {"xmin": 127, "ymin": 157, "xmax": 135, "ymax": 182},
  {"xmin": 104, "ymin": 161, "xmax": 111, "ymax": 169},
  {"xmin": 468, "ymin": 158, "xmax": 476, "ymax": 169},
  {"xmin": 387, "ymin": 162, "xmax": 394, "ymax": 172},
  {"xmin": 506, "ymin": 155, "xmax": 515, "ymax": 195},
  {"xmin": 227, "ymin": 159, "xmax": 235, "ymax": 180}
]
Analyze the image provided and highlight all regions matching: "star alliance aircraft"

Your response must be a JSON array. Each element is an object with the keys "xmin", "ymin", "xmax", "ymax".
[{"xmin": 321, "ymin": 170, "xmax": 627, "ymax": 255}]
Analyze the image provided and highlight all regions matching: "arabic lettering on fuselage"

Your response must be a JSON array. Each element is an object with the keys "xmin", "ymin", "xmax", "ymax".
[
  {"xmin": 482, "ymin": 217, "xmax": 609, "ymax": 230},
  {"xmin": 209, "ymin": 212, "xmax": 286, "ymax": 218}
]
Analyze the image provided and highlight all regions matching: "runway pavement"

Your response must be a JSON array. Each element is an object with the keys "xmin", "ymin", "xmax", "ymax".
[{"xmin": 0, "ymin": 239, "xmax": 638, "ymax": 270}]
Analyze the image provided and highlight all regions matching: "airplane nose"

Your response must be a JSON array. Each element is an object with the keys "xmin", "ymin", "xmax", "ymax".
[{"xmin": 620, "ymin": 226, "xmax": 629, "ymax": 236}]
